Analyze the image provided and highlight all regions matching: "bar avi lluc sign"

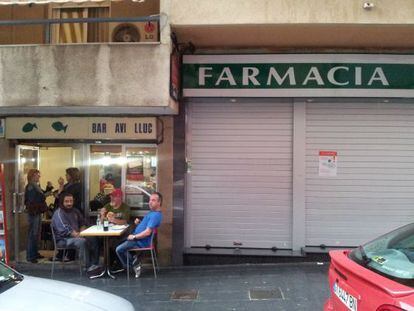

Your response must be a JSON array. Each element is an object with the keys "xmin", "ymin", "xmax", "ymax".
[{"xmin": 182, "ymin": 54, "xmax": 414, "ymax": 98}]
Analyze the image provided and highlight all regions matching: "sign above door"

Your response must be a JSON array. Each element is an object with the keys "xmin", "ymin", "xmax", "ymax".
[
  {"xmin": 5, "ymin": 117, "xmax": 158, "ymax": 141},
  {"xmin": 183, "ymin": 54, "xmax": 414, "ymax": 98}
]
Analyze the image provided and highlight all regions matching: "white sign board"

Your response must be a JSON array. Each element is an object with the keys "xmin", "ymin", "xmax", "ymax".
[
  {"xmin": 5, "ymin": 117, "xmax": 157, "ymax": 141},
  {"xmin": 319, "ymin": 151, "xmax": 338, "ymax": 177}
]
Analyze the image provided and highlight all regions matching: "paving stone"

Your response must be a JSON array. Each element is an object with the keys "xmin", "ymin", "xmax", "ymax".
[{"xmin": 16, "ymin": 262, "xmax": 330, "ymax": 310}]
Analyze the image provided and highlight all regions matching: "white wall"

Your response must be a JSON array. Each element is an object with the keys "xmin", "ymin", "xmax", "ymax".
[
  {"xmin": 0, "ymin": 44, "xmax": 174, "ymax": 113},
  {"xmin": 170, "ymin": 0, "xmax": 414, "ymax": 25}
]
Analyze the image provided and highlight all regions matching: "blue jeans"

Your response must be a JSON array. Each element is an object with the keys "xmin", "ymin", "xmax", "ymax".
[
  {"xmin": 115, "ymin": 240, "xmax": 144, "ymax": 268},
  {"xmin": 65, "ymin": 237, "xmax": 90, "ymax": 267},
  {"xmin": 26, "ymin": 213, "xmax": 41, "ymax": 261}
]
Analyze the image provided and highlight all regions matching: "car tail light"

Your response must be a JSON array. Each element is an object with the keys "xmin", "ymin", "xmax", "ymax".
[{"xmin": 376, "ymin": 305, "xmax": 407, "ymax": 311}]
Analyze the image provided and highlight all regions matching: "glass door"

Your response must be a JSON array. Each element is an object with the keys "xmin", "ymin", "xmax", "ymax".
[
  {"xmin": 0, "ymin": 163, "xmax": 9, "ymax": 263},
  {"xmin": 14, "ymin": 145, "xmax": 39, "ymax": 262}
]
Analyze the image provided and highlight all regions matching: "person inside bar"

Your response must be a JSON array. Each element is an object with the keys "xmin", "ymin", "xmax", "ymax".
[
  {"xmin": 55, "ymin": 167, "xmax": 83, "ymax": 214},
  {"xmin": 24, "ymin": 168, "xmax": 53, "ymax": 263}
]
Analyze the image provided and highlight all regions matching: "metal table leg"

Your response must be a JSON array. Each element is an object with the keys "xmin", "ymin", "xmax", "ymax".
[
  {"xmin": 104, "ymin": 236, "xmax": 115, "ymax": 279},
  {"xmin": 89, "ymin": 236, "xmax": 115, "ymax": 279}
]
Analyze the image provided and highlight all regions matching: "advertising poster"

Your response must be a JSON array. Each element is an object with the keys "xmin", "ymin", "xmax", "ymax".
[
  {"xmin": 126, "ymin": 157, "xmax": 144, "ymax": 181},
  {"xmin": 319, "ymin": 150, "xmax": 338, "ymax": 177}
]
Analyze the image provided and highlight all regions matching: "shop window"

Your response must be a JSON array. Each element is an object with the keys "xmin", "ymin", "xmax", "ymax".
[
  {"xmin": 88, "ymin": 145, "xmax": 157, "ymax": 215},
  {"xmin": 125, "ymin": 147, "xmax": 157, "ymax": 211}
]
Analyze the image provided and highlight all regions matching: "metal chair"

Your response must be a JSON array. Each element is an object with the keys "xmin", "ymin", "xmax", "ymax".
[
  {"xmin": 126, "ymin": 228, "xmax": 159, "ymax": 280},
  {"xmin": 50, "ymin": 223, "xmax": 82, "ymax": 278}
]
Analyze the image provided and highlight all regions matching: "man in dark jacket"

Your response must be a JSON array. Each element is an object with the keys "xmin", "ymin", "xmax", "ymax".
[{"xmin": 51, "ymin": 192, "xmax": 98, "ymax": 269}]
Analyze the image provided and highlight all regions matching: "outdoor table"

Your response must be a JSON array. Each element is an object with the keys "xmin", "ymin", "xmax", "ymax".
[{"xmin": 80, "ymin": 224, "xmax": 129, "ymax": 279}]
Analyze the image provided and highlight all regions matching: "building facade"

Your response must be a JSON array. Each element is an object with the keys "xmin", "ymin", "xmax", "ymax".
[
  {"xmin": 169, "ymin": 0, "xmax": 414, "ymax": 264},
  {"xmin": 0, "ymin": 0, "xmax": 175, "ymax": 265},
  {"xmin": 0, "ymin": 0, "xmax": 414, "ymax": 266}
]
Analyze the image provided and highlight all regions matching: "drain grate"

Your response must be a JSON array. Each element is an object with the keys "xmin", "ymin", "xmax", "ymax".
[
  {"xmin": 249, "ymin": 288, "xmax": 283, "ymax": 300},
  {"xmin": 170, "ymin": 289, "xmax": 199, "ymax": 300}
]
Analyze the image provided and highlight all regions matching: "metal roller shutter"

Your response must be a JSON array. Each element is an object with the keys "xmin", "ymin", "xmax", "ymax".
[
  {"xmin": 187, "ymin": 101, "xmax": 293, "ymax": 250},
  {"xmin": 306, "ymin": 102, "xmax": 414, "ymax": 247}
]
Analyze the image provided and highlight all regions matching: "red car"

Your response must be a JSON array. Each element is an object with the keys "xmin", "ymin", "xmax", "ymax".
[{"xmin": 324, "ymin": 223, "xmax": 414, "ymax": 311}]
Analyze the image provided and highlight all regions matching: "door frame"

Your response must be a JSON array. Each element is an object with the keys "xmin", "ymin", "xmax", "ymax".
[{"xmin": 14, "ymin": 145, "xmax": 40, "ymax": 262}]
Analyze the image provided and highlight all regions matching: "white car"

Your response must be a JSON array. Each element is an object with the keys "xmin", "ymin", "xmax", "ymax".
[{"xmin": 0, "ymin": 262, "xmax": 135, "ymax": 311}]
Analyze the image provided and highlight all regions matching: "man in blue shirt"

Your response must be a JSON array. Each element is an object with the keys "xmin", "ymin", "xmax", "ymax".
[{"xmin": 115, "ymin": 192, "xmax": 163, "ymax": 278}]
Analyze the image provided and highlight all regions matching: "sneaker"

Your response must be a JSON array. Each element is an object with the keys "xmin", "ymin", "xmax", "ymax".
[
  {"xmin": 36, "ymin": 254, "xmax": 45, "ymax": 259},
  {"xmin": 111, "ymin": 266, "xmax": 125, "ymax": 274},
  {"xmin": 87, "ymin": 266, "xmax": 105, "ymax": 279},
  {"xmin": 29, "ymin": 259, "xmax": 38, "ymax": 264},
  {"xmin": 111, "ymin": 268, "xmax": 125, "ymax": 274},
  {"xmin": 133, "ymin": 264, "xmax": 141, "ymax": 278}
]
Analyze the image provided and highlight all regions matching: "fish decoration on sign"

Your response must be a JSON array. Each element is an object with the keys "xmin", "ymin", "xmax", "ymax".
[
  {"xmin": 22, "ymin": 122, "xmax": 38, "ymax": 133},
  {"xmin": 51, "ymin": 121, "xmax": 68, "ymax": 133}
]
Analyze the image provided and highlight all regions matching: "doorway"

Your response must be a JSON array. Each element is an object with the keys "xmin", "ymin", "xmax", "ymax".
[
  {"xmin": 13, "ymin": 144, "xmax": 84, "ymax": 263},
  {"xmin": 12, "ymin": 142, "xmax": 158, "ymax": 263}
]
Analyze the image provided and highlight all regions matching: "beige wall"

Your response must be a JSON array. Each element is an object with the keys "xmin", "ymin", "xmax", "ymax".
[
  {"xmin": 111, "ymin": 0, "xmax": 159, "ymax": 18},
  {"xmin": 156, "ymin": 116, "xmax": 173, "ymax": 265},
  {"xmin": 39, "ymin": 147, "xmax": 74, "ymax": 206},
  {"xmin": 169, "ymin": 0, "xmax": 414, "ymax": 49},
  {"xmin": 170, "ymin": 0, "xmax": 414, "ymax": 25}
]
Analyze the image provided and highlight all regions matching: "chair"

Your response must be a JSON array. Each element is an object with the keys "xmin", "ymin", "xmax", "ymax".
[
  {"xmin": 50, "ymin": 223, "xmax": 82, "ymax": 278},
  {"xmin": 126, "ymin": 228, "xmax": 159, "ymax": 280},
  {"xmin": 40, "ymin": 220, "xmax": 53, "ymax": 250}
]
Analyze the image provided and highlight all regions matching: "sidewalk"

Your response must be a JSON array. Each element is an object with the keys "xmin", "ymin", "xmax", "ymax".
[{"xmin": 17, "ymin": 261, "xmax": 330, "ymax": 311}]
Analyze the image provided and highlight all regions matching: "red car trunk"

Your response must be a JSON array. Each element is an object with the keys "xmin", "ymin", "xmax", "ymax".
[{"xmin": 325, "ymin": 250, "xmax": 414, "ymax": 311}]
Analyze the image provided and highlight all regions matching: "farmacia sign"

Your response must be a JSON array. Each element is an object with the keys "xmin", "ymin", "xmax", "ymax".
[{"xmin": 182, "ymin": 54, "xmax": 414, "ymax": 98}]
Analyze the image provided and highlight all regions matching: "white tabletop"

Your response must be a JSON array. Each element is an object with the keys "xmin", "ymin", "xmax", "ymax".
[{"xmin": 80, "ymin": 224, "xmax": 129, "ymax": 237}]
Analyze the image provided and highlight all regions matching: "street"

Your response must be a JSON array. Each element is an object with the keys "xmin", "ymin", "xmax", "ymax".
[{"xmin": 18, "ymin": 262, "xmax": 330, "ymax": 311}]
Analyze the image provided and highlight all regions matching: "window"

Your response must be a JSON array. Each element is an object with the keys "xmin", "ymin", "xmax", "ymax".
[
  {"xmin": 50, "ymin": 1, "xmax": 109, "ymax": 43},
  {"xmin": 88, "ymin": 145, "xmax": 157, "ymax": 215},
  {"xmin": 125, "ymin": 146, "xmax": 157, "ymax": 211},
  {"xmin": 349, "ymin": 223, "xmax": 414, "ymax": 287}
]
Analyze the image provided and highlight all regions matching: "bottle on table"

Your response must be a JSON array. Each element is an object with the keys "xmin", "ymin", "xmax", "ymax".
[
  {"xmin": 96, "ymin": 214, "xmax": 101, "ymax": 228},
  {"xmin": 103, "ymin": 217, "xmax": 109, "ymax": 232}
]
